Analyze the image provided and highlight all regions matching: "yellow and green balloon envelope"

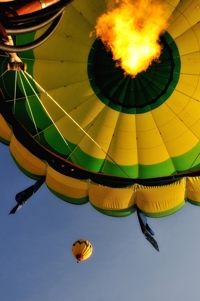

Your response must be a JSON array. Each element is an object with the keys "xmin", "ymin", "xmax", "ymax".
[
  {"xmin": 0, "ymin": 0, "xmax": 200, "ymax": 218},
  {"xmin": 72, "ymin": 239, "xmax": 93, "ymax": 262}
]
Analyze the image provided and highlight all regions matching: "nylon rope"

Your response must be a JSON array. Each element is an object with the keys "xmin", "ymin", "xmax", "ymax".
[
  {"xmin": 18, "ymin": 72, "xmax": 39, "ymax": 137},
  {"xmin": 0, "ymin": 69, "xmax": 8, "ymax": 78},
  {"xmin": 21, "ymin": 71, "xmax": 81, "ymax": 165},
  {"xmin": 23, "ymin": 70, "xmax": 130, "ymax": 178},
  {"xmin": 13, "ymin": 70, "xmax": 17, "ymax": 114}
]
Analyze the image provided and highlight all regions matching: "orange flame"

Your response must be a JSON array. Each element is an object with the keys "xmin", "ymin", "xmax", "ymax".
[{"xmin": 94, "ymin": 0, "xmax": 168, "ymax": 77}]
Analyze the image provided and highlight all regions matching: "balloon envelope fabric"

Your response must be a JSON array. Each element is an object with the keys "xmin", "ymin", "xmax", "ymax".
[{"xmin": 0, "ymin": 0, "xmax": 200, "ymax": 217}]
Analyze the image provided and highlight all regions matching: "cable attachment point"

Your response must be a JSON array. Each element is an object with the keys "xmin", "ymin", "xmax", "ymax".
[{"xmin": 7, "ymin": 62, "xmax": 27, "ymax": 71}]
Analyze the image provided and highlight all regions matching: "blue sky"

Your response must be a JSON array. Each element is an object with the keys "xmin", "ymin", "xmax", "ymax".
[{"xmin": 1, "ymin": 141, "xmax": 200, "ymax": 301}]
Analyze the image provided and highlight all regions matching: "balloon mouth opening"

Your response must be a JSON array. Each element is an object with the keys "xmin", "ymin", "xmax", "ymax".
[
  {"xmin": 88, "ymin": 32, "xmax": 180, "ymax": 110},
  {"xmin": 76, "ymin": 254, "xmax": 84, "ymax": 262}
]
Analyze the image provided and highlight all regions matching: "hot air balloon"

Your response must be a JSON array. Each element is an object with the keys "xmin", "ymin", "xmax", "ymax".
[
  {"xmin": 0, "ymin": 0, "xmax": 200, "ymax": 250},
  {"xmin": 72, "ymin": 239, "xmax": 93, "ymax": 263}
]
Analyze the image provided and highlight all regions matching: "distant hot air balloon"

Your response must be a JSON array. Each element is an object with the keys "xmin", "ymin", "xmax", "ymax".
[{"xmin": 72, "ymin": 239, "xmax": 93, "ymax": 263}]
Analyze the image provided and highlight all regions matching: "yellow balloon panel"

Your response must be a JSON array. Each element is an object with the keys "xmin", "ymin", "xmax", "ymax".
[
  {"xmin": 148, "ymin": 103, "xmax": 175, "ymax": 127},
  {"xmin": 176, "ymin": 0, "xmax": 200, "ymax": 26},
  {"xmin": 34, "ymin": 61, "xmax": 88, "ymax": 91},
  {"xmin": 167, "ymin": 13, "xmax": 191, "ymax": 40},
  {"xmin": 174, "ymin": 27, "xmax": 199, "ymax": 56},
  {"xmin": 180, "ymin": 52, "xmax": 200, "ymax": 75},
  {"xmin": 72, "ymin": 95, "xmax": 106, "ymax": 122},
  {"xmin": 35, "ymin": 5, "xmax": 95, "ymax": 59},
  {"xmin": 135, "ymin": 112, "xmax": 170, "ymax": 164},
  {"xmin": 178, "ymin": 98, "xmax": 200, "ymax": 128},
  {"xmin": 38, "ymin": 93, "xmax": 65, "ymax": 123},
  {"xmin": 38, "ymin": 82, "xmax": 93, "ymax": 123},
  {"xmin": 72, "ymin": 0, "xmax": 106, "ymax": 25},
  {"xmin": 175, "ymin": 0, "xmax": 198, "ymax": 14},
  {"xmin": 137, "ymin": 127, "xmax": 163, "ymax": 150},
  {"xmin": 175, "ymin": 74, "xmax": 199, "ymax": 98},
  {"xmin": 51, "ymin": 91, "xmax": 105, "ymax": 133},
  {"xmin": 158, "ymin": 115, "xmax": 188, "ymax": 140},
  {"xmin": 9, "ymin": 135, "xmax": 46, "ymax": 177},
  {"xmin": 46, "ymin": 166, "xmax": 89, "ymax": 199},
  {"xmin": 78, "ymin": 107, "xmax": 120, "ymax": 159},
  {"xmin": 136, "ymin": 179, "xmax": 186, "ymax": 216},
  {"xmin": 165, "ymin": 90, "xmax": 190, "ymax": 115},
  {"xmin": 71, "ymin": 81, "xmax": 98, "ymax": 106},
  {"xmin": 137, "ymin": 143, "xmax": 170, "ymax": 166},
  {"xmin": 105, "ymin": 130, "xmax": 138, "ymax": 166},
  {"xmin": 89, "ymin": 184, "xmax": 135, "ymax": 210},
  {"xmin": 192, "ymin": 80, "xmax": 200, "ymax": 102},
  {"xmin": 186, "ymin": 177, "xmax": 200, "ymax": 204},
  {"xmin": 190, "ymin": 120, "xmax": 200, "ymax": 140},
  {"xmin": 63, "ymin": 5, "xmax": 96, "ymax": 47},
  {"xmin": 35, "ymin": 28, "xmax": 92, "ymax": 63},
  {"xmin": 104, "ymin": 112, "xmax": 137, "ymax": 165},
  {"xmin": 113, "ymin": 111, "xmax": 136, "ymax": 132},
  {"xmin": 49, "ymin": 117, "xmax": 90, "ymax": 148},
  {"xmin": 163, "ymin": 130, "xmax": 198, "ymax": 158},
  {"xmin": 52, "ymin": 96, "xmax": 106, "ymax": 143},
  {"xmin": 168, "ymin": 0, "xmax": 200, "ymax": 39},
  {"xmin": 136, "ymin": 111, "xmax": 158, "ymax": 132},
  {"xmin": 162, "ymin": 0, "xmax": 180, "ymax": 21},
  {"xmin": 79, "ymin": 128, "xmax": 114, "ymax": 159},
  {"xmin": 0, "ymin": 115, "xmax": 12, "ymax": 143}
]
